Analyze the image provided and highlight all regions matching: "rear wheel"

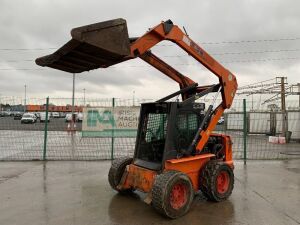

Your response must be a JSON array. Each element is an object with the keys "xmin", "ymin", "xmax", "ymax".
[
  {"xmin": 108, "ymin": 157, "xmax": 133, "ymax": 194},
  {"xmin": 152, "ymin": 171, "xmax": 194, "ymax": 219},
  {"xmin": 200, "ymin": 160, "xmax": 234, "ymax": 202}
]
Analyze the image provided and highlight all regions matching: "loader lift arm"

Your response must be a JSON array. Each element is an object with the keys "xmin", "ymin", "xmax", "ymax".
[
  {"xmin": 129, "ymin": 20, "xmax": 237, "ymax": 108},
  {"xmin": 35, "ymin": 18, "xmax": 237, "ymax": 153},
  {"xmin": 128, "ymin": 20, "xmax": 237, "ymax": 152}
]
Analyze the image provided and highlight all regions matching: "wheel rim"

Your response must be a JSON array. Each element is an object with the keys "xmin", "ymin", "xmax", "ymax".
[
  {"xmin": 170, "ymin": 183, "xmax": 188, "ymax": 210},
  {"xmin": 216, "ymin": 171, "xmax": 230, "ymax": 194}
]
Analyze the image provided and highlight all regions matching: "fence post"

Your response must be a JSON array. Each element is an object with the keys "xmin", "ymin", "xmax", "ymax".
[
  {"xmin": 243, "ymin": 99, "xmax": 247, "ymax": 165},
  {"xmin": 43, "ymin": 97, "xmax": 49, "ymax": 160},
  {"xmin": 111, "ymin": 97, "xmax": 115, "ymax": 160}
]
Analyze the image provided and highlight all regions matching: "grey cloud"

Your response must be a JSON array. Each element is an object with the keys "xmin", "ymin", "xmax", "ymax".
[{"xmin": 0, "ymin": 0, "xmax": 299, "ymax": 99}]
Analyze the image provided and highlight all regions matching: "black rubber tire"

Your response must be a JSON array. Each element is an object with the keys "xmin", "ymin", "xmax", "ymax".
[
  {"xmin": 200, "ymin": 160, "xmax": 234, "ymax": 202},
  {"xmin": 152, "ymin": 170, "xmax": 194, "ymax": 219},
  {"xmin": 108, "ymin": 157, "xmax": 133, "ymax": 193}
]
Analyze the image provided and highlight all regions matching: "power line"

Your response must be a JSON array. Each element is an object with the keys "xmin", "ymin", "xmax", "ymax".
[
  {"xmin": 221, "ymin": 57, "xmax": 300, "ymax": 63},
  {"xmin": 155, "ymin": 37, "xmax": 300, "ymax": 46},
  {"xmin": 3, "ymin": 59, "xmax": 33, "ymax": 62},
  {"xmin": 1, "ymin": 37, "xmax": 300, "ymax": 51},
  {"xmin": 0, "ymin": 47, "xmax": 57, "ymax": 51},
  {"xmin": 0, "ymin": 68, "xmax": 45, "ymax": 71},
  {"xmin": 0, "ymin": 57, "xmax": 299, "ymax": 71},
  {"xmin": 200, "ymin": 37, "xmax": 300, "ymax": 45},
  {"xmin": 2, "ymin": 48, "xmax": 300, "ymax": 63},
  {"xmin": 163, "ymin": 49, "xmax": 300, "ymax": 57},
  {"xmin": 238, "ymin": 78, "xmax": 277, "ymax": 90}
]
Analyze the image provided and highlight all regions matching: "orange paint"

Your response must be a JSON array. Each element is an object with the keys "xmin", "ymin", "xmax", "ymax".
[
  {"xmin": 121, "ymin": 164, "xmax": 157, "ymax": 193},
  {"xmin": 116, "ymin": 20, "xmax": 236, "ymax": 199},
  {"xmin": 164, "ymin": 154, "xmax": 214, "ymax": 190},
  {"xmin": 26, "ymin": 104, "xmax": 83, "ymax": 112}
]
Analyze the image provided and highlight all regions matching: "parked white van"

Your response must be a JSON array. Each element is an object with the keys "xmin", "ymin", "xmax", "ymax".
[
  {"xmin": 40, "ymin": 112, "xmax": 50, "ymax": 123},
  {"xmin": 52, "ymin": 112, "xmax": 60, "ymax": 118}
]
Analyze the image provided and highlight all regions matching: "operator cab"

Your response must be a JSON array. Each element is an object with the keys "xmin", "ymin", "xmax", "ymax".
[{"xmin": 133, "ymin": 101, "xmax": 205, "ymax": 170}]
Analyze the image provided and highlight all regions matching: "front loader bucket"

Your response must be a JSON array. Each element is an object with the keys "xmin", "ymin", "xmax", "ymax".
[{"xmin": 35, "ymin": 18, "xmax": 131, "ymax": 73}]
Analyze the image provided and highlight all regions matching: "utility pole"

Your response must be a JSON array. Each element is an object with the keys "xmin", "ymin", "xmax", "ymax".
[
  {"xmin": 280, "ymin": 77, "xmax": 286, "ymax": 112},
  {"xmin": 298, "ymin": 83, "xmax": 300, "ymax": 108},
  {"xmin": 24, "ymin": 84, "xmax": 27, "ymax": 112},
  {"xmin": 280, "ymin": 77, "xmax": 288, "ymax": 138},
  {"xmin": 133, "ymin": 90, "xmax": 135, "ymax": 106},
  {"xmin": 72, "ymin": 74, "xmax": 75, "ymax": 122},
  {"xmin": 83, "ymin": 88, "xmax": 86, "ymax": 106}
]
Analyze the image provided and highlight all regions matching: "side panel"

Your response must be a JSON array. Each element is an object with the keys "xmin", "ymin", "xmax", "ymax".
[
  {"xmin": 210, "ymin": 133, "xmax": 234, "ymax": 167},
  {"xmin": 164, "ymin": 154, "xmax": 214, "ymax": 190},
  {"xmin": 120, "ymin": 149, "xmax": 232, "ymax": 193},
  {"xmin": 120, "ymin": 164, "xmax": 157, "ymax": 193}
]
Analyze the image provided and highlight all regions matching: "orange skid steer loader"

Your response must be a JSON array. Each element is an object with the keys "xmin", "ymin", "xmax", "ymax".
[{"xmin": 36, "ymin": 18, "xmax": 238, "ymax": 218}]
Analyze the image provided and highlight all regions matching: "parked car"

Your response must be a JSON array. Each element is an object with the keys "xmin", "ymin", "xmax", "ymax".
[
  {"xmin": 65, "ymin": 113, "xmax": 73, "ymax": 122},
  {"xmin": 0, "ymin": 111, "xmax": 12, "ymax": 117},
  {"xmin": 59, "ymin": 112, "xmax": 66, "ymax": 118},
  {"xmin": 21, "ymin": 113, "xmax": 37, "ymax": 124},
  {"xmin": 40, "ymin": 112, "xmax": 50, "ymax": 123},
  {"xmin": 65, "ymin": 113, "xmax": 80, "ymax": 122},
  {"xmin": 14, "ymin": 112, "xmax": 23, "ymax": 120},
  {"xmin": 217, "ymin": 116, "xmax": 225, "ymax": 124},
  {"xmin": 52, "ymin": 112, "xmax": 60, "ymax": 118},
  {"xmin": 77, "ymin": 113, "xmax": 83, "ymax": 122},
  {"xmin": 34, "ymin": 112, "xmax": 41, "ymax": 119}
]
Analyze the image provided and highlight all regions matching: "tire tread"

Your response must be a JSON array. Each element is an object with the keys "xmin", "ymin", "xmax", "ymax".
[
  {"xmin": 152, "ymin": 170, "xmax": 193, "ymax": 218},
  {"xmin": 200, "ymin": 160, "xmax": 234, "ymax": 202},
  {"xmin": 108, "ymin": 157, "xmax": 132, "ymax": 192}
]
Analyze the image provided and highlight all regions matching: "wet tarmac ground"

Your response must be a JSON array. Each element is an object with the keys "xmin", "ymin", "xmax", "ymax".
[{"xmin": 0, "ymin": 160, "xmax": 299, "ymax": 225}]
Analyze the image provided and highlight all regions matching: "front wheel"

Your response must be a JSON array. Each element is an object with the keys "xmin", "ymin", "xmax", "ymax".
[
  {"xmin": 108, "ymin": 157, "xmax": 133, "ymax": 194},
  {"xmin": 200, "ymin": 160, "xmax": 234, "ymax": 202},
  {"xmin": 152, "ymin": 171, "xmax": 194, "ymax": 219}
]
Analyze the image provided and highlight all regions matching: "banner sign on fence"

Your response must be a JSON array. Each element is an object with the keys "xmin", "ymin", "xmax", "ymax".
[{"xmin": 82, "ymin": 106, "xmax": 140, "ymax": 137}]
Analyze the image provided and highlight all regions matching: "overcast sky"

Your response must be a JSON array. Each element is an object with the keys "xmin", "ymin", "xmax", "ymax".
[{"xmin": 0, "ymin": 0, "xmax": 299, "ymax": 103}]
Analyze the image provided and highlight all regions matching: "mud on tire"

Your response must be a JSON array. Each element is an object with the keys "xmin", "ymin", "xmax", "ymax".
[
  {"xmin": 108, "ymin": 157, "xmax": 133, "ymax": 193},
  {"xmin": 200, "ymin": 160, "xmax": 234, "ymax": 202},
  {"xmin": 152, "ymin": 170, "xmax": 194, "ymax": 219}
]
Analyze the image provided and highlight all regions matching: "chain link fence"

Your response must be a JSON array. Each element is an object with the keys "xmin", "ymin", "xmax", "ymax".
[
  {"xmin": 229, "ymin": 99, "xmax": 300, "ymax": 159},
  {"xmin": 0, "ymin": 96, "xmax": 299, "ymax": 161}
]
